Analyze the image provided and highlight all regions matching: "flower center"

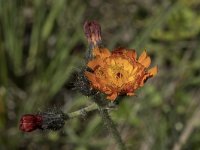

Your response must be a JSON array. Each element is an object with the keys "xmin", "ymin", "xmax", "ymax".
[
  {"xmin": 104, "ymin": 57, "xmax": 136, "ymax": 88},
  {"xmin": 116, "ymin": 72, "xmax": 123, "ymax": 78}
]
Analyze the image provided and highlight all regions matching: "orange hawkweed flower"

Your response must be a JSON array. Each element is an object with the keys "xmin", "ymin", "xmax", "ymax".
[{"xmin": 84, "ymin": 47, "xmax": 158, "ymax": 101}]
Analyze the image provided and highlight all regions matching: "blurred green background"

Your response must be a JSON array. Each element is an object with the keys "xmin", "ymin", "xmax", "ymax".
[{"xmin": 1, "ymin": 0, "xmax": 200, "ymax": 149}]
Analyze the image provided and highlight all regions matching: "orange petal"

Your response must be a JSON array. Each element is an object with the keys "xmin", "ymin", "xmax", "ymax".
[
  {"xmin": 127, "ymin": 50, "xmax": 137, "ymax": 60},
  {"xmin": 127, "ymin": 92, "xmax": 135, "ymax": 96},
  {"xmin": 148, "ymin": 66, "xmax": 158, "ymax": 76},
  {"xmin": 97, "ymin": 78, "xmax": 108, "ymax": 89},
  {"xmin": 138, "ymin": 50, "xmax": 147, "ymax": 63},
  {"xmin": 107, "ymin": 92, "xmax": 118, "ymax": 101},
  {"xmin": 140, "ymin": 74, "xmax": 151, "ymax": 86},
  {"xmin": 87, "ymin": 58, "xmax": 104, "ymax": 69},
  {"xmin": 84, "ymin": 71, "xmax": 98, "ymax": 86},
  {"xmin": 101, "ymin": 48, "xmax": 111, "ymax": 58},
  {"xmin": 104, "ymin": 88, "xmax": 112, "ymax": 95},
  {"xmin": 93, "ymin": 47, "xmax": 101, "ymax": 56},
  {"xmin": 93, "ymin": 47, "xmax": 111, "ymax": 58},
  {"xmin": 140, "ymin": 56, "xmax": 151, "ymax": 68}
]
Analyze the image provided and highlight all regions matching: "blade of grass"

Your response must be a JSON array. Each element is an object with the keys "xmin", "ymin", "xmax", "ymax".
[{"xmin": 130, "ymin": 2, "xmax": 180, "ymax": 50}]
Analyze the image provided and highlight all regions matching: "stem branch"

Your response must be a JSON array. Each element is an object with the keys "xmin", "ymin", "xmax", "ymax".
[
  {"xmin": 67, "ymin": 103, "xmax": 98, "ymax": 119},
  {"xmin": 64, "ymin": 101, "xmax": 126, "ymax": 150}
]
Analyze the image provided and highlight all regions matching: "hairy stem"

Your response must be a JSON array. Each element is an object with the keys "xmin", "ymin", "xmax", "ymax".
[
  {"xmin": 67, "ymin": 103, "xmax": 98, "ymax": 119},
  {"xmin": 64, "ymin": 100, "xmax": 126, "ymax": 149},
  {"xmin": 98, "ymin": 106, "xmax": 126, "ymax": 150},
  {"xmin": 65, "ymin": 102, "xmax": 115, "ymax": 119}
]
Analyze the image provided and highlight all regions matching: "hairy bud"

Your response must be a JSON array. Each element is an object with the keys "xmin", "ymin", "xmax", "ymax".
[
  {"xmin": 19, "ymin": 110, "xmax": 66, "ymax": 132},
  {"xmin": 19, "ymin": 114, "xmax": 42, "ymax": 132},
  {"xmin": 84, "ymin": 20, "xmax": 102, "ymax": 47}
]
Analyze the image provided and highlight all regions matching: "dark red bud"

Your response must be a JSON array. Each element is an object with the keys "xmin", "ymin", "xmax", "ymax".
[
  {"xmin": 19, "ymin": 114, "xmax": 42, "ymax": 132},
  {"xmin": 19, "ymin": 110, "xmax": 66, "ymax": 132},
  {"xmin": 83, "ymin": 20, "xmax": 102, "ymax": 46}
]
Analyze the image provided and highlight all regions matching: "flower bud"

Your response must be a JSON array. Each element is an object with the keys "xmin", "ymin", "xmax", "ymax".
[
  {"xmin": 19, "ymin": 114, "xmax": 42, "ymax": 132},
  {"xmin": 83, "ymin": 20, "xmax": 102, "ymax": 47},
  {"xmin": 39, "ymin": 111, "xmax": 65, "ymax": 131},
  {"xmin": 19, "ymin": 110, "xmax": 66, "ymax": 132}
]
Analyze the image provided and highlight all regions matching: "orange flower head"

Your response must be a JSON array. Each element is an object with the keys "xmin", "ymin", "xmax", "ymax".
[{"xmin": 84, "ymin": 48, "xmax": 158, "ymax": 101}]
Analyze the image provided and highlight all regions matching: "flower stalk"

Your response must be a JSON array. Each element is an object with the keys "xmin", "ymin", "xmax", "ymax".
[
  {"xmin": 98, "ymin": 105, "xmax": 126, "ymax": 150},
  {"xmin": 67, "ymin": 103, "xmax": 98, "ymax": 119}
]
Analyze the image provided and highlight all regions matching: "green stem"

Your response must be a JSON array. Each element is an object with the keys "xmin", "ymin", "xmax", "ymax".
[
  {"xmin": 67, "ymin": 103, "xmax": 98, "ymax": 119},
  {"xmin": 64, "ymin": 101, "xmax": 126, "ymax": 149},
  {"xmin": 98, "ymin": 106, "xmax": 126, "ymax": 150}
]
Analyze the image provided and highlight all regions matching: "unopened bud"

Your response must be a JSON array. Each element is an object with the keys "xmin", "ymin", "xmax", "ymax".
[
  {"xmin": 84, "ymin": 20, "xmax": 102, "ymax": 47},
  {"xmin": 19, "ymin": 114, "xmax": 42, "ymax": 132},
  {"xmin": 19, "ymin": 110, "xmax": 66, "ymax": 132}
]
